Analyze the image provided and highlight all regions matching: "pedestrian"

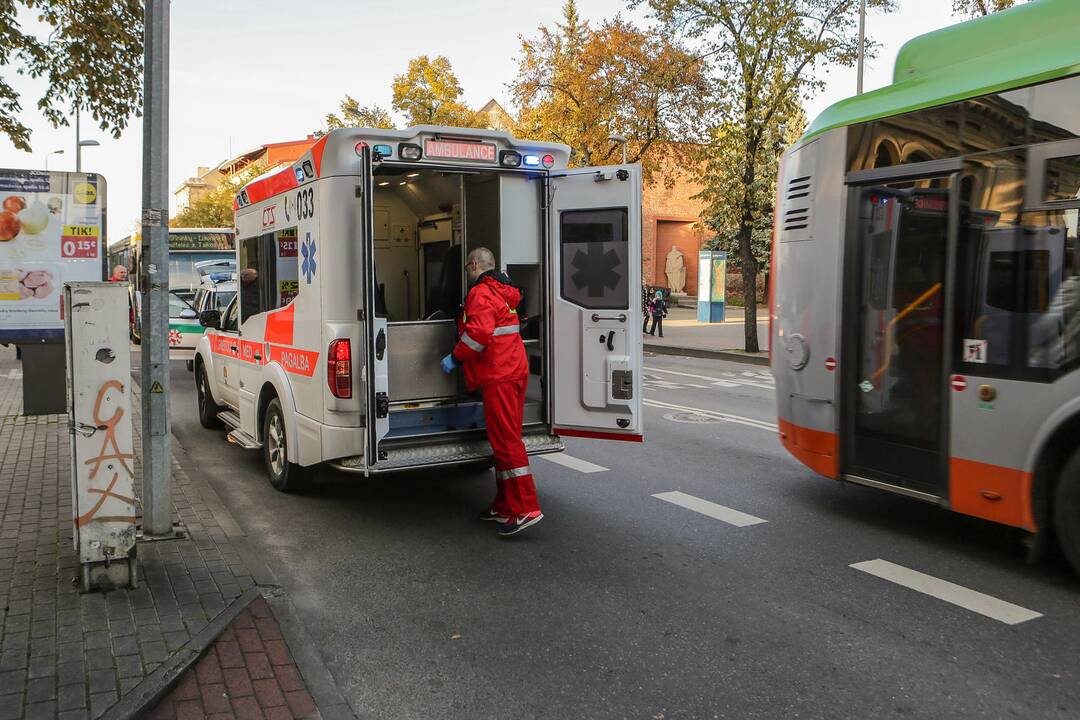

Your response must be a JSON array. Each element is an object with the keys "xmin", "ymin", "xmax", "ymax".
[
  {"xmin": 648, "ymin": 289, "xmax": 667, "ymax": 337},
  {"xmin": 109, "ymin": 265, "xmax": 128, "ymax": 282},
  {"xmin": 441, "ymin": 247, "xmax": 543, "ymax": 537}
]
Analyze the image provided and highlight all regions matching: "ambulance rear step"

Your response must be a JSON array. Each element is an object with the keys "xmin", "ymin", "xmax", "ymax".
[
  {"xmin": 217, "ymin": 410, "xmax": 262, "ymax": 450},
  {"xmin": 331, "ymin": 431, "xmax": 564, "ymax": 474}
]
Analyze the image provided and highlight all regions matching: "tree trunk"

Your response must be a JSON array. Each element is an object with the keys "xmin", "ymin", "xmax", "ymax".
[{"xmin": 740, "ymin": 140, "xmax": 761, "ymax": 353}]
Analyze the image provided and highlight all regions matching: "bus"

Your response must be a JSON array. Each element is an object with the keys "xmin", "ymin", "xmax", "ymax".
[
  {"xmin": 108, "ymin": 227, "xmax": 235, "ymax": 299},
  {"xmin": 192, "ymin": 125, "xmax": 643, "ymax": 489},
  {"xmin": 771, "ymin": 0, "xmax": 1080, "ymax": 575}
]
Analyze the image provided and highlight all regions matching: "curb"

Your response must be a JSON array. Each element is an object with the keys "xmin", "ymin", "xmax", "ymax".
[
  {"xmin": 644, "ymin": 343, "xmax": 770, "ymax": 366},
  {"xmin": 101, "ymin": 587, "xmax": 263, "ymax": 720}
]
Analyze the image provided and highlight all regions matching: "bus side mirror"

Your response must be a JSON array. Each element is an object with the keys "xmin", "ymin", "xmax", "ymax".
[{"xmin": 199, "ymin": 310, "xmax": 221, "ymax": 329}]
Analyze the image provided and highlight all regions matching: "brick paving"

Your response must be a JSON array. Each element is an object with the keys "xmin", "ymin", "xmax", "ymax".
[
  {"xmin": 0, "ymin": 346, "xmax": 341, "ymax": 719},
  {"xmin": 148, "ymin": 598, "xmax": 317, "ymax": 720}
]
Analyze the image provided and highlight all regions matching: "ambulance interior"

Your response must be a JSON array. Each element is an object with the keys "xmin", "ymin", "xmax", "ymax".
[{"xmin": 371, "ymin": 165, "xmax": 545, "ymax": 438}]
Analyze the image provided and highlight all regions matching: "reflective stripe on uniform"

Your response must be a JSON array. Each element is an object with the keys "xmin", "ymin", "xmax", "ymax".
[
  {"xmin": 496, "ymin": 465, "xmax": 531, "ymax": 480},
  {"xmin": 460, "ymin": 332, "xmax": 486, "ymax": 352},
  {"xmin": 492, "ymin": 324, "xmax": 520, "ymax": 336}
]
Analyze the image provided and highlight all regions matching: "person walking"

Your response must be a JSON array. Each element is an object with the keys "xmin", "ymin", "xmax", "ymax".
[
  {"xmin": 647, "ymin": 289, "xmax": 667, "ymax": 337},
  {"xmin": 441, "ymin": 247, "xmax": 543, "ymax": 537},
  {"xmin": 642, "ymin": 286, "xmax": 651, "ymax": 333}
]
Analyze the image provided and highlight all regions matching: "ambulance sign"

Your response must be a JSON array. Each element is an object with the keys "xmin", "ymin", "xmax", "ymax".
[{"xmin": 0, "ymin": 169, "xmax": 106, "ymax": 340}]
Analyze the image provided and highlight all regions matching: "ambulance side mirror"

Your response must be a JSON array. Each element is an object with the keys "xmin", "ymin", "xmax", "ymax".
[{"xmin": 199, "ymin": 310, "xmax": 221, "ymax": 330}]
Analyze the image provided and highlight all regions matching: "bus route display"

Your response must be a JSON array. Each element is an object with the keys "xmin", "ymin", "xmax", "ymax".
[{"xmin": 0, "ymin": 169, "xmax": 106, "ymax": 340}]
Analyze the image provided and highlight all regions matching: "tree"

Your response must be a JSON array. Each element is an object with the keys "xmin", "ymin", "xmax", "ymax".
[
  {"xmin": 643, "ymin": 0, "xmax": 893, "ymax": 352},
  {"xmin": 951, "ymin": 0, "xmax": 1016, "ymax": 16},
  {"xmin": 0, "ymin": 0, "xmax": 142, "ymax": 152},
  {"xmin": 510, "ymin": 1, "xmax": 709, "ymax": 182},
  {"xmin": 325, "ymin": 96, "xmax": 395, "ymax": 130},
  {"xmin": 171, "ymin": 164, "xmax": 265, "ymax": 229},
  {"xmin": 391, "ymin": 55, "xmax": 488, "ymax": 128}
]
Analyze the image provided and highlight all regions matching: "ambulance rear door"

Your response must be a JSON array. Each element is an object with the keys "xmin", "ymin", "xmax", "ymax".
[
  {"xmin": 359, "ymin": 144, "xmax": 391, "ymax": 464},
  {"xmin": 548, "ymin": 165, "xmax": 643, "ymax": 441}
]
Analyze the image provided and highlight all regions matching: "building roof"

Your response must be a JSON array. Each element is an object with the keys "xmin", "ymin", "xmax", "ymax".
[{"xmin": 804, "ymin": 0, "xmax": 1080, "ymax": 141}]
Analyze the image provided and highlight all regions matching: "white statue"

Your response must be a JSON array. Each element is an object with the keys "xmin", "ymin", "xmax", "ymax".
[{"xmin": 665, "ymin": 246, "xmax": 686, "ymax": 294}]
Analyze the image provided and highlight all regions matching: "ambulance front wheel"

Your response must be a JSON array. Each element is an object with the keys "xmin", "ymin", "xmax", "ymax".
[
  {"xmin": 263, "ymin": 398, "xmax": 310, "ymax": 493},
  {"xmin": 196, "ymin": 363, "xmax": 223, "ymax": 429}
]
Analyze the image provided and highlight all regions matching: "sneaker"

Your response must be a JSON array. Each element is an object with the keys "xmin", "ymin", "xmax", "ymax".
[
  {"xmin": 497, "ymin": 511, "xmax": 544, "ymax": 537},
  {"xmin": 478, "ymin": 508, "xmax": 509, "ymax": 523}
]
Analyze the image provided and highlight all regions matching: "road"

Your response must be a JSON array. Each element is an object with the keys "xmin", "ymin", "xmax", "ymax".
[{"xmin": 161, "ymin": 352, "xmax": 1080, "ymax": 719}]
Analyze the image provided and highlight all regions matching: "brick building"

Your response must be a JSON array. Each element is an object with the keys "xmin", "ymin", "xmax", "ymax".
[{"xmin": 641, "ymin": 158, "xmax": 707, "ymax": 294}]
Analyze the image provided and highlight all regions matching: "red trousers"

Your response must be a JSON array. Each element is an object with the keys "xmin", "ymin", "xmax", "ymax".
[{"xmin": 482, "ymin": 379, "xmax": 540, "ymax": 517}]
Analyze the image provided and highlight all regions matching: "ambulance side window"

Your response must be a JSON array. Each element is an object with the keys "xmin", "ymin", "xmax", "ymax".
[
  {"xmin": 221, "ymin": 298, "xmax": 239, "ymax": 333},
  {"xmin": 238, "ymin": 232, "xmax": 279, "ymax": 321},
  {"xmin": 559, "ymin": 208, "xmax": 629, "ymax": 309}
]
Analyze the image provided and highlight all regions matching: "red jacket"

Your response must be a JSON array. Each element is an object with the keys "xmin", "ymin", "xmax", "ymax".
[{"xmin": 452, "ymin": 272, "xmax": 528, "ymax": 391}]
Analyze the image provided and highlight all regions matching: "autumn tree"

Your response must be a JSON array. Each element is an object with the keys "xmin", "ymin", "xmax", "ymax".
[
  {"xmin": 951, "ymin": 0, "xmax": 1016, "ymax": 16},
  {"xmin": 391, "ymin": 55, "xmax": 488, "ymax": 128},
  {"xmin": 171, "ymin": 163, "xmax": 266, "ymax": 229},
  {"xmin": 644, "ymin": 0, "xmax": 893, "ymax": 352},
  {"xmin": 510, "ymin": 0, "xmax": 709, "ymax": 182},
  {"xmin": 325, "ymin": 96, "xmax": 395, "ymax": 130},
  {"xmin": 1, "ymin": 0, "xmax": 142, "ymax": 151}
]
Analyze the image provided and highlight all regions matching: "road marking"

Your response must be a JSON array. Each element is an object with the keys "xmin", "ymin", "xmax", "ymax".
[
  {"xmin": 645, "ymin": 365, "xmax": 774, "ymax": 389},
  {"xmin": 850, "ymin": 559, "xmax": 1043, "ymax": 625},
  {"xmin": 537, "ymin": 453, "xmax": 608, "ymax": 474},
  {"xmin": 643, "ymin": 398, "xmax": 778, "ymax": 432},
  {"xmin": 653, "ymin": 491, "xmax": 767, "ymax": 527}
]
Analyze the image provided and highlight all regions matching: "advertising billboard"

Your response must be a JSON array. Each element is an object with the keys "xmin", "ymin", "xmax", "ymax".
[{"xmin": 0, "ymin": 169, "xmax": 106, "ymax": 341}]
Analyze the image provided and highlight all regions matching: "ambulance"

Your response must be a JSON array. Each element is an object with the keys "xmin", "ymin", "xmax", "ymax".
[{"xmin": 191, "ymin": 126, "xmax": 643, "ymax": 489}]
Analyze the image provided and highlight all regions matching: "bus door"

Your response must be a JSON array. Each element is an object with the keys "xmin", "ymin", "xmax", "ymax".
[
  {"xmin": 548, "ymin": 165, "xmax": 643, "ymax": 441},
  {"xmin": 844, "ymin": 170, "xmax": 956, "ymax": 498}
]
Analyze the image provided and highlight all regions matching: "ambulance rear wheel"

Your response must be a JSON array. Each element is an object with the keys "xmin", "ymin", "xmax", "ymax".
[
  {"xmin": 1054, "ymin": 450, "xmax": 1080, "ymax": 576},
  {"xmin": 263, "ymin": 398, "xmax": 309, "ymax": 493},
  {"xmin": 196, "ymin": 364, "xmax": 223, "ymax": 429}
]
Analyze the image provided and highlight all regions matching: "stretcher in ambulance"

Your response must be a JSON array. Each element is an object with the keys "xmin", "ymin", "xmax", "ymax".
[{"xmin": 191, "ymin": 126, "xmax": 643, "ymax": 489}]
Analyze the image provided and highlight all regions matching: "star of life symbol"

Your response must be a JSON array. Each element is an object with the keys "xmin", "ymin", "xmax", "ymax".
[
  {"xmin": 570, "ymin": 243, "xmax": 622, "ymax": 297},
  {"xmin": 301, "ymin": 232, "xmax": 317, "ymax": 284},
  {"xmin": 168, "ymin": 329, "xmax": 182, "ymax": 346}
]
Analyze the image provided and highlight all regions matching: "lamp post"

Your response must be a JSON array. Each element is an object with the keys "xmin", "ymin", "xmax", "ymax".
[
  {"xmin": 45, "ymin": 150, "xmax": 64, "ymax": 171},
  {"xmin": 75, "ymin": 106, "xmax": 101, "ymax": 172},
  {"xmin": 857, "ymin": 0, "xmax": 866, "ymax": 95},
  {"xmin": 608, "ymin": 133, "xmax": 628, "ymax": 164}
]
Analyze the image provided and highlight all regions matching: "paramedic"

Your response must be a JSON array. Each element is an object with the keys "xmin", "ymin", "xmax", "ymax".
[{"xmin": 441, "ymin": 247, "xmax": 543, "ymax": 537}]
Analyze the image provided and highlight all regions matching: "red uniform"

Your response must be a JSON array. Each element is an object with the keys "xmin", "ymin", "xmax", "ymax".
[{"xmin": 452, "ymin": 272, "xmax": 540, "ymax": 518}]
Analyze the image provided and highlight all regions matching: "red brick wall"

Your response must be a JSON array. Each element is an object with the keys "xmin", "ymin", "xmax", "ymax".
[{"xmin": 642, "ymin": 163, "xmax": 706, "ymax": 288}]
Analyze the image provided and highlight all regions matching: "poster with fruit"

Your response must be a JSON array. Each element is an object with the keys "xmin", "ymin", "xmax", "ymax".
[{"xmin": 0, "ymin": 169, "xmax": 106, "ymax": 340}]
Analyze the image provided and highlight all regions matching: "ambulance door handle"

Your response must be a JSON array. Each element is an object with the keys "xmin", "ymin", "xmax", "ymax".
[
  {"xmin": 253, "ymin": 352, "xmax": 262, "ymax": 361},
  {"xmin": 591, "ymin": 313, "xmax": 626, "ymax": 323},
  {"xmin": 375, "ymin": 328, "xmax": 386, "ymax": 360},
  {"xmin": 605, "ymin": 332, "xmax": 615, "ymax": 351}
]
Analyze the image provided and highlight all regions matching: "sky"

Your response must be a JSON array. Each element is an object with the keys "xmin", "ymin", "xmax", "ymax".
[{"xmin": 0, "ymin": 0, "xmax": 961, "ymax": 242}]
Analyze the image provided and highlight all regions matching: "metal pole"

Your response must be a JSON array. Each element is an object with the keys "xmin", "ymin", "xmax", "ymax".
[
  {"xmin": 857, "ymin": 0, "xmax": 866, "ymax": 95},
  {"xmin": 622, "ymin": 143, "xmax": 627, "ymax": 165},
  {"xmin": 75, "ymin": 107, "xmax": 81, "ymax": 172},
  {"xmin": 140, "ymin": 0, "xmax": 172, "ymax": 537}
]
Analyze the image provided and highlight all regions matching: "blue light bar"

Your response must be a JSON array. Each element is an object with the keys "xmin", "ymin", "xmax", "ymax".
[
  {"xmin": 373, "ymin": 144, "xmax": 393, "ymax": 158},
  {"xmin": 522, "ymin": 154, "xmax": 541, "ymax": 167}
]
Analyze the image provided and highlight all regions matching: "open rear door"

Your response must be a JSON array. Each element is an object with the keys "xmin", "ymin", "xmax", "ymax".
[
  {"xmin": 548, "ymin": 165, "xmax": 643, "ymax": 441},
  {"xmin": 359, "ymin": 145, "xmax": 390, "ymax": 465}
]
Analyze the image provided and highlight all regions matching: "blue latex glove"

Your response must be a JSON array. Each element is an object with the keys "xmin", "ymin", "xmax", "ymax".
[{"xmin": 440, "ymin": 354, "xmax": 458, "ymax": 374}]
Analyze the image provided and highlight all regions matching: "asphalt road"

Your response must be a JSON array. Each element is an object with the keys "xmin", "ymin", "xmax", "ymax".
[{"xmin": 162, "ymin": 352, "xmax": 1080, "ymax": 720}]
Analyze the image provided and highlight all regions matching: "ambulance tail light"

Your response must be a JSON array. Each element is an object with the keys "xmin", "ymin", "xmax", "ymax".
[
  {"xmin": 398, "ymin": 143, "xmax": 423, "ymax": 161},
  {"xmin": 541, "ymin": 154, "xmax": 555, "ymax": 168},
  {"xmin": 327, "ymin": 339, "xmax": 352, "ymax": 399}
]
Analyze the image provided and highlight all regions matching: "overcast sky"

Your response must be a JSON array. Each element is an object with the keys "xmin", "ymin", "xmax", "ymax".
[{"xmin": 0, "ymin": 0, "xmax": 960, "ymax": 241}]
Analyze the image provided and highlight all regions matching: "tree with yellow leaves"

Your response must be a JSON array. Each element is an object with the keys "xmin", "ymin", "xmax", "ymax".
[{"xmin": 391, "ymin": 56, "xmax": 488, "ymax": 128}]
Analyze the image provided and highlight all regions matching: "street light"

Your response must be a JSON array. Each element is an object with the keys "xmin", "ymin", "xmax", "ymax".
[
  {"xmin": 857, "ymin": 0, "xmax": 866, "ymax": 95},
  {"xmin": 74, "ymin": 106, "xmax": 101, "ymax": 172},
  {"xmin": 45, "ymin": 150, "xmax": 64, "ymax": 171},
  {"xmin": 608, "ymin": 133, "xmax": 628, "ymax": 164}
]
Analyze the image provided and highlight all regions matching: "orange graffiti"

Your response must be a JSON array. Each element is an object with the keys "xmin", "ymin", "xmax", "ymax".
[{"xmin": 77, "ymin": 380, "xmax": 135, "ymax": 528}]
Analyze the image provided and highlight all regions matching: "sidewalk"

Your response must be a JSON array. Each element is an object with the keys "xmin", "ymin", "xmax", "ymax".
[
  {"xmin": 0, "ymin": 347, "xmax": 352, "ymax": 720},
  {"xmin": 643, "ymin": 304, "xmax": 770, "ymax": 365}
]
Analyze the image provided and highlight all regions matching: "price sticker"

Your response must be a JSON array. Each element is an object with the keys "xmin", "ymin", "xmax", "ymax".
[{"xmin": 61, "ymin": 225, "xmax": 100, "ymax": 259}]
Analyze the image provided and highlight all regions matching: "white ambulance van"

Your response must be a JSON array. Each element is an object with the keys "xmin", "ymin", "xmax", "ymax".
[{"xmin": 191, "ymin": 126, "xmax": 643, "ymax": 490}]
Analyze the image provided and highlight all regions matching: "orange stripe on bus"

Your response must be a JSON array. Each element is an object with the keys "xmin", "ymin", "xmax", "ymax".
[
  {"xmin": 778, "ymin": 417, "xmax": 838, "ymax": 479},
  {"xmin": 949, "ymin": 457, "xmax": 1035, "ymax": 531},
  {"xmin": 263, "ymin": 304, "xmax": 295, "ymax": 345}
]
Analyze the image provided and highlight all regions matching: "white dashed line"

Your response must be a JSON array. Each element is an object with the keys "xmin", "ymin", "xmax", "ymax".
[
  {"xmin": 643, "ymin": 398, "xmax": 778, "ymax": 432},
  {"xmin": 653, "ymin": 491, "xmax": 767, "ymax": 527},
  {"xmin": 644, "ymin": 365, "xmax": 774, "ymax": 389},
  {"xmin": 851, "ymin": 559, "xmax": 1043, "ymax": 625},
  {"xmin": 537, "ymin": 453, "xmax": 608, "ymax": 474}
]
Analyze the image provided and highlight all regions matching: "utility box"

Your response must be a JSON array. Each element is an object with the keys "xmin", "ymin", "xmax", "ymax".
[{"xmin": 64, "ymin": 282, "xmax": 137, "ymax": 591}]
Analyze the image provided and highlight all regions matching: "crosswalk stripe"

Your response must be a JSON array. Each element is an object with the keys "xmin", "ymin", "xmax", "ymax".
[
  {"xmin": 850, "ymin": 559, "xmax": 1043, "ymax": 625},
  {"xmin": 652, "ymin": 491, "xmax": 767, "ymax": 527},
  {"xmin": 537, "ymin": 453, "xmax": 608, "ymax": 474}
]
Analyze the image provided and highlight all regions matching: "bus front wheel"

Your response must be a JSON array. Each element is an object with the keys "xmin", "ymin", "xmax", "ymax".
[
  {"xmin": 1054, "ymin": 450, "xmax": 1080, "ymax": 577},
  {"xmin": 263, "ymin": 398, "xmax": 310, "ymax": 493}
]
